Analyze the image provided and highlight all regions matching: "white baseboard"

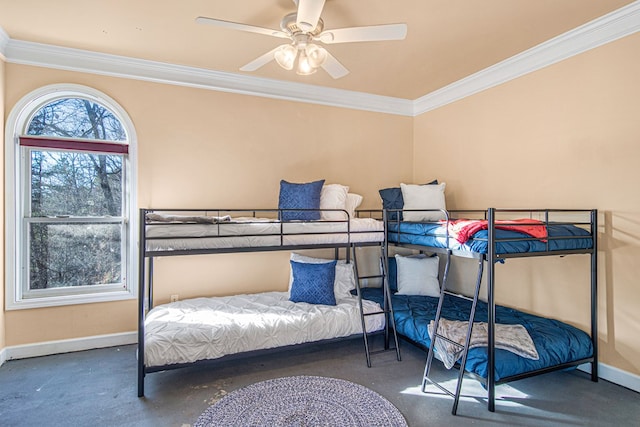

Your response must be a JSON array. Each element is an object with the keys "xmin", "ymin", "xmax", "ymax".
[
  {"xmin": 0, "ymin": 346, "xmax": 7, "ymax": 366},
  {"xmin": 578, "ymin": 362, "xmax": 640, "ymax": 394},
  {"xmin": 1, "ymin": 331, "xmax": 137, "ymax": 363}
]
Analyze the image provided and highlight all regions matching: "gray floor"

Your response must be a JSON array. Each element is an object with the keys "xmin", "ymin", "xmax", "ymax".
[{"xmin": 0, "ymin": 336, "xmax": 638, "ymax": 427}]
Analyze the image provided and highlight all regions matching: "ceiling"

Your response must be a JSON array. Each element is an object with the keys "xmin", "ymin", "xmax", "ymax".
[{"xmin": 0, "ymin": 0, "xmax": 634, "ymax": 100}]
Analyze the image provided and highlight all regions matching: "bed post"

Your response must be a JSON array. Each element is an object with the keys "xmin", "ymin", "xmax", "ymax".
[
  {"xmin": 487, "ymin": 208, "xmax": 496, "ymax": 412},
  {"xmin": 382, "ymin": 209, "xmax": 390, "ymax": 349},
  {"xmin": 591, "ymin": 209, "xmax": 599, "ymax": 382},
  {"xmin": 137, "ymin": 209, "xmax": 146, "ymax": 398},
  {"xmin": 148, "ymin": 258, "xmax": 154, "ymax": 310}
]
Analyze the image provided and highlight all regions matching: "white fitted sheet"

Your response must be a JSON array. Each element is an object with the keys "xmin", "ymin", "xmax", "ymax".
[
  {"xmin": 145, "ymin": 217, "xmax": 383, "ymax": 252},
  {"xmin": 144, "ymin": 291, "xmax": 385, "ymax": 367}
]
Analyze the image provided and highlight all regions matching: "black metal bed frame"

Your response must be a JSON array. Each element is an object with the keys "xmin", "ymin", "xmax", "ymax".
[
  {"xmin": 137, "ymin": 208, "xmax": 400, "ymax": 397},
  {"xmin": 383, "ymin": 207, "xmax": 598, "ymax": 414}
]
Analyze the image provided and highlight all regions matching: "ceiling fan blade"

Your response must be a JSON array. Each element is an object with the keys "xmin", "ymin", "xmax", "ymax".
[
  {"xmin": 196, "ymin": 16, "xmax": 289, "ymax": 39},
  {"xmin": 318, "ymin": 23, "xmax": 407, "ymax": 44},
  {"xmin": 296, "ymin": 0, "xmax": 326, "ymax": 32},
  {"xmin": 239, "ymin": 47, "xmax": 280, "ymax": 72},
  {"xmin": 321, "ymin": 52, "xmax": 349, "ymax": 79}
]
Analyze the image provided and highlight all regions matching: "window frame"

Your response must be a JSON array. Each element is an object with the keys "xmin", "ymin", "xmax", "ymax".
[
  {"xmin": 5, "ymin": 84, "xmax": 138, "ymax": 310},
  {"xmin": 21, "ymin": 145, "xmax": 127, "ymax": 298}
]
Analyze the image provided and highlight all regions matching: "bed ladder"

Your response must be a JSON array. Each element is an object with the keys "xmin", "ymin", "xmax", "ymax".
[
  {"xmin": 352, "ymin": 245, "xmax": 401, "ymax": 367},
  {"xmin": 421, "ymin": 254, "xmax": 484, "ymax": 415}
]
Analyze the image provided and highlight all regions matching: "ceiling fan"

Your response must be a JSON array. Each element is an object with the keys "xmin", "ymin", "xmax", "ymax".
[{"xmin": 196, "ymin": 0, "xmax": 407, "ymax": 79}]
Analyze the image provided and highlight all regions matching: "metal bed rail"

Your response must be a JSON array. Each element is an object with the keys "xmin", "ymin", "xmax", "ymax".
[
  {"xmin": 385, "ymin": 208, "xmax": 595, "ymax": 258},
  {"xmin": 140, "ymin": 208, "xmax": 389, "ymax": 257}
]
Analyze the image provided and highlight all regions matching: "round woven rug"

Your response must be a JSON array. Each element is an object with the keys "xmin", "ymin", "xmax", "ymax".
[{"xmin": 194, "ymin": 375, "xmax": 407, "ymax": 427}]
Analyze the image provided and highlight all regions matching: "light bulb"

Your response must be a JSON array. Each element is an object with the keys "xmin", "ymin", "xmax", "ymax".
[
  {"xmin": 306, "ymin": 44, "xmax": 327, "ymax": 68},
  {"xmin": 274, "ymin": 44, "xmax": 297, "ymax": 70},
  {"xmin": 296, "ymin": 50, "xmax": 316, "ymax": 75}
]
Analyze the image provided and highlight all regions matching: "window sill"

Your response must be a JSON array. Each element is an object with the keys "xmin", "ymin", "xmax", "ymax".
[{"xmin": 5, "ymin": 289, "xmax": 136, "ymax": 310}]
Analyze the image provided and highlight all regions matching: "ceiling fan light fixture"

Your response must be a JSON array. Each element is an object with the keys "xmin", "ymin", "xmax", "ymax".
[
  {"xmin": 196, "ymin": 0, "xmax": 407, "ymax": 79},
  {"xmin": 274, "ymin": 44, "xmax": 297, "ymax": 70},
  {"xmin": 305, "ymin": 44, "xmax": 328, "ymax": 68}
]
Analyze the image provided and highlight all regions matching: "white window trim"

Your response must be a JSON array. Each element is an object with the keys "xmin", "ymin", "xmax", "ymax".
[{"xmin": 4, "ymin": 83, "xmax": 138, "ymax": 310}]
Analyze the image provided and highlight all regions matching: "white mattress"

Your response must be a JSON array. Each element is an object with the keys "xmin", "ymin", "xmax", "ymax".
[
  {"xmin": 144, "ymin": 291, "xmax": 385, "ymax": 367},
  {"xmin": 145, "ymin": 217, "xmax": 383, "ymax": 252}
]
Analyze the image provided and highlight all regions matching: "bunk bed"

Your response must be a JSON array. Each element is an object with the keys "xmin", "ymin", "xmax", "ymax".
[
  {"xmin": 360, "ymin": 206, "xmax": 598, "ymax": 414},
  {"xmin": 137, "ymin": 205, "xmax": 399, "ymax": 397}
]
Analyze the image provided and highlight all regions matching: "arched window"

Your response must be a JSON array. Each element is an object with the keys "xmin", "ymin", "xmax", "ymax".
[{"xmin": 5, "ymin": 84, "xmax": 137, "ymax": 309}]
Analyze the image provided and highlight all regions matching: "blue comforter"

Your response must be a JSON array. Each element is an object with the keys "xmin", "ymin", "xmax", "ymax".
[
  {"xmin": 386, "ymin": 221, "xmax": 593, "ymax": 255},
  {"xmin": 360, "ymin": 288, "xmax": 593, "ymax": 382}
]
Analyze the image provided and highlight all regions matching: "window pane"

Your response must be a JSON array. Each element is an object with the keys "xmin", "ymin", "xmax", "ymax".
[
  {"xmin": 29, "ymin": 223, "xmax": 122, "ymax": 289},
  {"xmin": 31, "ymin": 150, "xmax": 123, "ymax": 217},
  {"xmin": 27, "ymin": 98, "xmax": 126, "ymax": 141}
]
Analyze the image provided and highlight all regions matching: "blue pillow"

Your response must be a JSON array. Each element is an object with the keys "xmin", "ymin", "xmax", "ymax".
[
  {"xmin": 289, "ymin": 260, "xmax": 337, "ymax": 305},
  {"xmin": 386, "ymin": 257, "xmax": 398, "ymax": 292},
  {"xmin": 279, "ymin": 179, "xmax": 325, "ymax": 221},
  {"xmin": 379, "ymin": 180, "xmax": 438, "ymax": 221},
  {"xmin": 378, "ymin": 187, "xmax": 404, "ymax": 221}
]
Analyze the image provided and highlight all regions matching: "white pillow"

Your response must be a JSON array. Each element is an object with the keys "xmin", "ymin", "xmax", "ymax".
[
  {"xmin": 395, "ymin": 254, "xmax": 440, "ymax": 297},
  {"xmin": 345, "ymin": 193, "xmax": 363, "ymax": 219},
  {"xmin": 320, "ymin": 184, "xmax": 350, "ymax": 220},
  {"xmin": 289, "ymin": 253, "xmax": 356, "ymax": 299},
  {"xmin": 400, "ymin": 182, "xmax": 446, "ymax": 222}
]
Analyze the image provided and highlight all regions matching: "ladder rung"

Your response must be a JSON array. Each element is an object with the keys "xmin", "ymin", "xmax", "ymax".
[
  {"xmin": 442, "ymin": 290, "xmax": 475, "ymax": 302},
  {"xmin": 368, "ymin": 346, "xmax": 399, "ymax": 356},
  {"xmin": 423, "ymin": 377, "xmax": 456, "ymax": 398},
  {"xmin": 434, "ymin": 333, "xmax": 465, "ymax": 348},
  {"xmin": 358, "ymin": 274, "xmax": 383, "ymax": 280},
  {"xmin": 362, "ymin": 311, "xmax": 385, "ymax": 317}
]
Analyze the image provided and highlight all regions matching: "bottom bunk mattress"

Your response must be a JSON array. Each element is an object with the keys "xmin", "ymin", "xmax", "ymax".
[
  {"xmin": 360, "ymin": 288, "xmax": 593, "ymax": 382},
  {"xmin": 144, "ymin": 291, "xmax": 385, "ymax": 368}
]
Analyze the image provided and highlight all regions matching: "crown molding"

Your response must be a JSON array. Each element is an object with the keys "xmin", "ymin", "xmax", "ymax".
[
  {"xmin": 1, "ymin": 1, "xmax": 638, "ymax": 116},
  {"xmin": 3, "ymin": 38, "xmax": 414, "ymax": 116},
  {"xmin": 0, "ymin": 26, "xmax": 9, "ymax": 60},
  {"xmin": 414, "ymin": 0, "xmax": 640, "ymax": 115}
]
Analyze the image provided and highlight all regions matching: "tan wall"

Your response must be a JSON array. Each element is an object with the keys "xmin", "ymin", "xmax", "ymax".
[
  {"xmin": 0, "ymin": 57, "xmax": 5, "ymax": 351},
  {"xmin": 3, "ymin": 63, "xmax": 413, "ymax": 346},
  {"xmin": 413, "ymin": 33, "xmax": 640, "ymax": 375}
]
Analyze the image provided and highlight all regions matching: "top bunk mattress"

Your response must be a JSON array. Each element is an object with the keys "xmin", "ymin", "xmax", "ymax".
[
  {"xmin": 386, "ymin": 220, "xmax": 593, "ymax": 256},
  {"xmin": 144, "ymin": 216, "xmax": 384, "ymax": 253}
]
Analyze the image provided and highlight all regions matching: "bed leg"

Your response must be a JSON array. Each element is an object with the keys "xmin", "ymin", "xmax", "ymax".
[
  {"xmin": 138, "ymin": 366, "xmax": 145, "ymax": 397},
  {"xmin": 487, "ymin": 209, "xmax": 496, "ymax": 412},
  {"xmin": 590, "ymin": 209, "xmax": 598, "ymax": 383}
]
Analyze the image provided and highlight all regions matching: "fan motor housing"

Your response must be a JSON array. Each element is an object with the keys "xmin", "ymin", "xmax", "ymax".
[{"xmin": 280, "ymin": 12, "xmax": 324, "ymax": 36}]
